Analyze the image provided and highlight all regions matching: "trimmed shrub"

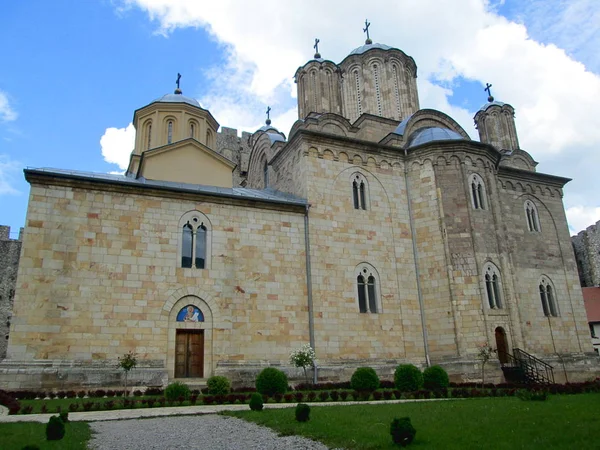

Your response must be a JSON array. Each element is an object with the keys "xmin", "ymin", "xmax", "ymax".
[
  {"xmin": 394, "ymin": 365, "xmax": 423, "ymax": 392},
  {"xmin": 294, "ymin": 392, "xmax": 304, "ymax": 402},
  {"xmin": 68, "ymin": 403, "xmax": 79, "ymax": 412},
  {"xmin": 330, "ymin": 390, "xmax": 339, "ymax": 401},
  {"xmin": 256, "ymin": 368, "xmax": 288, "ymax": 396},
  {"xmin": 20, "ymin": 405, "xmax": 33, "ymax": 414},
  {"xmin": 133, "ymin": 390, "xmax": 143, "ymax": 397},
  {"xmin": 423, "ymin": 365, "xmax": 449, "ymax": 391},
  {"xmin": 295, "ymin": 403, "xmax": 310, "ymax": 422},
  {"xmin": 207, "ymin": 376, "xmax": 231, "ymax": 396},
  {"xmin": 390, "ymin": 417, "xmax": 416, "ymax": 447},
  {"xmin": 339, "ymin": 391, "xmax": 349, "ymax": 401},
  {"xmin": 59, "ymin": 412, "xmax": 69, "ymax": 423},
  {"xmin": 249, "ymin": 392, "xmax": 263, "ymax": 411},
  {"xmin": 165, "ymin": 382, "xmax": 191, "ymax": 402},
  {"xmin": 284, "ymin": 393, "xmax": 294, "ymax": 402},
  {"xmin": 46, "ymin": 415, "xmax": 65, "ymax": 441},
  {"xmin": 77, "ymin": 391, "xmax": 86, "ymax": 398},
  {"xmin": 0, "ymin": 390, "xmax": 21, "ymax": 415},
  {"xmin": 351, "ymin": 367, "xmax": 380, "ymax": 393},
  {"xmin": 307, "ymin": 391, "xmax": 317, "ymax": 402},
  {"xmin": 145, "ymin": 387, "xmax": 163, "ymax": 396}
]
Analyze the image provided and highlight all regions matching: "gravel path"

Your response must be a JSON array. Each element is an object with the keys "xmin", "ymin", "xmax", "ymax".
[{"xmin": 88, "ymin": 414, "xmax": 331, "ymax": 450}]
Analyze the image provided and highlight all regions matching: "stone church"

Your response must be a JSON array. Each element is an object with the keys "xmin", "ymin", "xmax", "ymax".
[{"xmin": 1, "ymin": 36, "xmax": 596, "ymax": 389}]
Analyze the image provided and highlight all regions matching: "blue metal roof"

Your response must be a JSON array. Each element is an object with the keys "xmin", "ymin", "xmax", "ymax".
[
  {"xmin": 25, "ymin": 168, "xmax": 306, "ymax": 206},
  {"xmin": 151, "ymin": 93, "xmax": 201, "ymax": 108},
  {"xmin": 478, "ymin": 100, "xmax": 506, "ymax": 112},
  {"xmin": 348, "ymin": 42, "xmax": 392, "ymax": 56},
  {"xmin": 407, "ymin": 127, "xmax": 465, "ymax": 148},
  {"xmin": 393, "ymin": 115, "xmax": 412, "ymax": 136}
]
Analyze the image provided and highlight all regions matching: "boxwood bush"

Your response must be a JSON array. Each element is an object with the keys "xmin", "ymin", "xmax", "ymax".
[
  {"xmin": 394, "ymin": 364, "xmax": 423, "ymax": 392},
  {"xmin": 164, "ymin": 382, "xmax": 191, "ymax": 402},
  {"xmin": 249, "ymin": 392, "xmax": 264, "ymax": 411},
  {"xmin": 256, "ymin": 367, "xmax": 288, "ymax": 396},
  {"xmin": 350, "ymin": 367, "xmax": 380, "ymax": 392},
  {"xmin": 423, "ymin": 365, "xmax": 449, "ymax": 390},
  {"xmin": 206, "ymin": 376, "xmax": 231, "ymax": 396},
  {"xmin": 390, "ymin": 417, "xmax": 416, "ymax": 447}
]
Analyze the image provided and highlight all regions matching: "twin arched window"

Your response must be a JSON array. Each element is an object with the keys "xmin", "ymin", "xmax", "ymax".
[
  {"xmin": 483, "ymin": 263, "xmax": 503, "ymax": 309},
  {"xmin": 539, "ymin": 278, "xmax": 558, "ymax": 317},
  {"xmin": 180, "ymin": 212, "xmax": 211, "ymax": 269},
  {"xmin": 525, "ymin": 200, "xmax": 541, "ymax": 232},
  {"xmin": 352, "ymin": 173, "xmax": 368, "ymax": 210},
  {"xmin": 356, "ymin": 264, "xmax": 380, "ymax": 313},
  {"xmin": 469, "ymin": 173, "xmax": 487, "ymax": 210}
]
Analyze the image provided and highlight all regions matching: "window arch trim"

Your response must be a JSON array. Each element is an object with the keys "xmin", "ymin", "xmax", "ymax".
[
  {"xmin": 468, "ymin": 173, "xmax": 487, "ymax": 210},
  {"xmin": 355, "ymin": 263, "xmax": 381, "ymax": 313},
  {"xmin": 482, "ymin": 262, "xmax": 503, "ymax": 309},
  {"xmin": 178, "ymin": 211, "xmax": 212, "ymax": 270},
  {"xmin": 539, "ymin": 276, "xmax": 559, "ymax": 317}
]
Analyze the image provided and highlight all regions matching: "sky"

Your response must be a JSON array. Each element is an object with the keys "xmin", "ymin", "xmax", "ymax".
[{"xmin": 1, "ymin": 0, "xmax": 600, "ymax": 239}]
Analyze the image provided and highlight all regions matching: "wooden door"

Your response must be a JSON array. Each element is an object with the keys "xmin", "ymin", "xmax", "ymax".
[
  {"xmin": 495, "ymin": 327, "xmax": 509, "ymax": 364},
  {"xmin": 175, "ymin": 330, "xmax": 204, "ymax": 378}
]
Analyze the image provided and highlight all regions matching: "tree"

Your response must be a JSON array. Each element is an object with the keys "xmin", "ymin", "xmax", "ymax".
[
  {"xmin": 118, "ymin": 351, "xmax": 137, "ymax": 395},
  {"xmin": 477, "ymin": 343, "xmax": 496, "ymax": 387},
  {"xmin": 289, "ymin": 344, "xmax": 316, "ymax": 385}
]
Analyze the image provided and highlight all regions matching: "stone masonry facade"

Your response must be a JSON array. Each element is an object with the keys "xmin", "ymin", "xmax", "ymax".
[
  {"xmin": 0, "ymin": 226, "xmax": 22, "ymax": 360},
  {"xmin": 572, "ymin": 220, "xmax": 600, "ymax": 288},
  {"xmin": 2, "ymin": 38, "xmax": 597, "ymax": 390}
]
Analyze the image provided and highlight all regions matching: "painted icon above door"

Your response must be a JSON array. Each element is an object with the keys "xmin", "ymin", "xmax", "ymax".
[{"xmin": 176, "ymin": 305, "xmax": 204, "ymax": 322}]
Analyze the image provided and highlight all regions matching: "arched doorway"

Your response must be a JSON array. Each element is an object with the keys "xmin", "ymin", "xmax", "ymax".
[{"xmin": 495, "ymin": 327, "xmax": 509, "ymax": 364}]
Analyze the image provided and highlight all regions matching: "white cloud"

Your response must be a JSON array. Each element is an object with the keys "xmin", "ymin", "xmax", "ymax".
[
  {"xmin": 566, "ymin": 205, "xmax": 600, "ymax": 235},
  {"xmin": 0, "ymin": 90, "xmax": 17, "ymax": 122},
  {"xmin": 116, "ymin": 0, "xmax": 600, "ymax": 232},
  {"xmin": 0, "ymin": 154, "xmax": 21, "ymax": 195},
  {"xmin": 100, "ymin": 123, "xmax": 135, "ymax": 170}
]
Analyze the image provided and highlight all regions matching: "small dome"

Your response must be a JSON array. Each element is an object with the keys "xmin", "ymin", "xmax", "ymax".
[
  {"xmin": 407, "ymin": 127, "xmax": 464, "ymax": 148},
  {"xmin": 348, "ymin": 42, "xmax": 392, "ymax": 56},
  {"xmin": 258, "ymin": 125, "xmax": 279, "ymax": 133},
  {"xmin": 478, "ymin": 100, "xmax": 506, "ymax": 112},
  {"xmin": 152, "ymin": 93, "xmax": 201, "ymax": 108}
]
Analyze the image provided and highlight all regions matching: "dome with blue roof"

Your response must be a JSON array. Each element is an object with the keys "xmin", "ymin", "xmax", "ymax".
[
  {"xmin": 407, "ymin": 127, "xmax": 465, "ymax": 148},
  {"xmin": 478, "ymin": 100, "xmax": 506, "ymax": 112},
  {"xmin": 152, "ymin": 93, "xmax": 201, "ymax": 108},
  {"xmin": 348, "ymin": 42, "xmax": 393, "ymax": 56}
]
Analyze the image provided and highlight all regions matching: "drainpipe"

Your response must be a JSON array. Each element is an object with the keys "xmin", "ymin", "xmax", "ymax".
[
  {"xmin": 304, "ymin": 204, "xmax": 317, "ymax": 383},
  {"xmin": 404, "ymin": 149, "xmax": 431, "ymax": 367}
]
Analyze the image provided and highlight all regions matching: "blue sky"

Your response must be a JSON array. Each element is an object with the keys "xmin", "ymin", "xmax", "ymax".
[{"xmin": 1, "ymin": 0, "xmax": 599, "ymax": 239}]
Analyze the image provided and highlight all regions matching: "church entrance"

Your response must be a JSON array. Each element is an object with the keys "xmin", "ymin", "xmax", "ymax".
[
  {"xmin": 175, "ymin": 330, "xmax": 204, "ymax": 378},
  {"xmin": 495, "ymin": 327, "xmax": 509, "ymax": 364}
]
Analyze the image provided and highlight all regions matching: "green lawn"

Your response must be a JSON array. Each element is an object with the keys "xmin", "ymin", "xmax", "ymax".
[
  {"xmin": 227, "ymin": 393, "xmax": 600, "ymax": 449},
  {"xmin": 0, "ymin": 421, "xmax": 91, "ymax": 450}
]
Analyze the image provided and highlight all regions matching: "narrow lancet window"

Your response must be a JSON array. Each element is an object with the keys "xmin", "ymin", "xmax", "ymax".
[
  {"xmin": 167, "ymin": 121, "xmax": 173, "ymax": 144},
  {"xmin": 359, "ymin": 182, "xmax": 366, "ymax": 210},
  {"xmin": 484, "ymin": 264, "xmax": 502, "ymax": 309},
  {"xmin": 190, "ymin": 123, "xmax": 195, "ymax": 138},
  {"xmin": 195, "ymin": 224, "xmax": 206, "ymax": 269},
  {"xmin": 357, "ymin": 275, "xmax": 367, "ymax": 313},
  {"xmin": 525, "ymin": 201, "xmax": 540, "ymax": 232},
  {"xmin": 353, "ymin": 181, "xmax": 360, "ymax": 209},
  {"xmin": 469, "ymin": 174, "xmax": 487, "ymax": 210},
  {"xmin": 367, "ymin": 275, "xmax": 377, "ymax": 313},
  {"xmin": 539, "ymin": 278, "xmax": 558, "ymax": 317},
  {"xmin": 182, "ymin": 223, "xmax": 193, "ymax": 268},
  {"xmin": 146, "ymin": 123, "xmax": 152, "ymax": 150}
]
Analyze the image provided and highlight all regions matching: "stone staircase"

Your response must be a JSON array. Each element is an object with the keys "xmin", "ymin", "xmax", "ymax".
[{"xmin": 501, "ymin": 348, "xmax": 554, "ymax": 385}]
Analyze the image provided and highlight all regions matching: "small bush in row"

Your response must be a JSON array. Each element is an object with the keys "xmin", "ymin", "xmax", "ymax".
[
  {"xmin": 207, "ymin": 376, "xmax": 231, "ymax": 396},
  {"xmin": 351, "ymin": 367, "xmax": 380, "ymax": 393},
  {"xmin": 256, "ymin": 368, "xmax": 288, "ymax": 396}
]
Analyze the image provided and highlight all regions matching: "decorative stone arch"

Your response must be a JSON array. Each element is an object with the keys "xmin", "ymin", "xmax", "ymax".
[
  {"xmin": 188, "ymin": 118, "xmax": 200, "ymax": 140},
  {"xmin": 248, "ymin": 133, "xmax": 276, "ymax": 189},
  {"xmin": 355, "ymin": 262, "xmax": 382, "ymax": 314},
  {"xmin": 468, "ymin": 172, "xmax": 487, "ymax": 210},
  {"xmin": 163, "ymin": 288, "xmax": 223, "ymax": 380},
  {"xmin": 178, "ymin": 210, "xmax": 212, "ymax": 270},
  {"xmin": 539, "ymin": 275, "xmax": 559, "ymax": 317},
  {"xmin": 402, "ymin": 109, "xmax": 471, "ymax": 140},
  {"xmin": 163, "ymin": 115, "xmax": 177, "ymax": 145},
  {"xmin": 481, "ymin": 261, "xmax": 504, "ymax": 310}
]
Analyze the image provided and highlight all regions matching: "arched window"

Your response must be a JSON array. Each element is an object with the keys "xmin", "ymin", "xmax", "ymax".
[
  {"xmin": 539, "ymin": 277, "xmax": 558, "ymax": 317},
  {"xmin": 468, "ymin": 173, "xmax": 487, "ymax": 210},
  {"xmin": 181, "ymin": 223, "xmax": 193, "ymax": 268},
  {"xmin": 355, "ymin": 264, "xmax": 380, "ymax": 313},
  {"xmin": 179, "ymin": 211, "xmax": 212, "ymax": 270},
  {"xmin": 167, "ymin": 121, "xmax": 174, "ymax": 144},
  {"xmin": 263, "ymin": 159, "xmax": 269, "ymax": 188},
  {"xmin": 145, "ymin": 121, "xmax": 152, "ymax": 150},
  {"xmin": 483, "ymin": 263, "xmax": 503, "ymax": 309},
  {"xmin": 189, "ymin": 122, "xmax": 195, "ymax": 139},
  {"xmin": 373, "ymin": 64, "xmax": 382, "ymax": 116},
  {"xmin": 351, "ymin": 173, "xmax": 368, "ymax": 210},
  {"xmin": 354, "ymin": 70, "xmax": 362, "ymax": 116},
  {"xmin": 524, "ymin": 200, "xmax": 540, "ymax": 232}
]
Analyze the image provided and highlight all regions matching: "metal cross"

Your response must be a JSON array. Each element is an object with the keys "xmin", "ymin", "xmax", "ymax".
[
  {"xmin": 176, "ymin": 73, "xmax": 182, "ymax": 89},
  {"xmin": 266, "ymin": 106, "xmax": 271, "ymax": 121},
  {"xmin": 363, "ymin": 20, "xmax": 371, "ymax": 40},
  {"xmin": 314, "ymin": 38, "xmax": 320, "ymax": 54},
  {"xmin": 484, "ymin": 83, "xmax": 493, "ymax": 98}
]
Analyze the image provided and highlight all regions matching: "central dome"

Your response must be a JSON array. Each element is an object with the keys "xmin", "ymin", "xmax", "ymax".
[
  {"xmin": 152, "ymin": 93, "xmax": 201, "ymax": 108},
  {"xmin": 348, "ymin": 42, "xmax": 393, "ymax": 56},
  {"xmin": 407, "ymin": 127, "xmax": 464, "ymax": 148}
]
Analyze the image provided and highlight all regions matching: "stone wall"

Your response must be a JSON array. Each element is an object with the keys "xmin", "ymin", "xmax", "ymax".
[
  {"xmin": 572, "ymin": 220, "xmax": 600, "ymax": 288},
  {"xmin": 0, "ymin": 226, "xmax": 22, "ymax": 359}
]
